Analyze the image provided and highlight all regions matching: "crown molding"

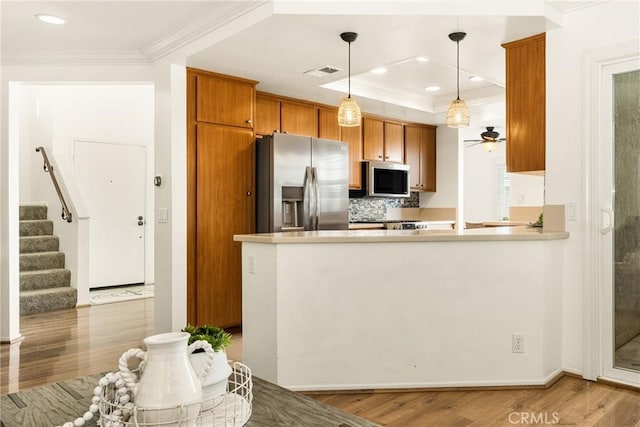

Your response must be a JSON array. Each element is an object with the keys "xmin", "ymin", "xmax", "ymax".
[
  {"xmin": 0, "ymin": 51, "xmax": 151, "ymax": 66},
  {"xmin": 143, "ymin": 1, "xmax": 271, "ymax": 62}
]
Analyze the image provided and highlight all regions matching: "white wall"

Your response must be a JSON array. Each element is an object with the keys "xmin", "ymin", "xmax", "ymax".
[
  {"xmin": 464, "ymin": 139, "xmax": 505, "ymax": 222},
  {"xmin": 19, "ymin": 84, "xmax": 155, "ymax": 290},
  {"xmin": 545, "ymin": 1, "xmax": 640, "ymax": 375},
  {"xmin": 509, "ymin": 173, "xmax": 544, "ymax": 207}
]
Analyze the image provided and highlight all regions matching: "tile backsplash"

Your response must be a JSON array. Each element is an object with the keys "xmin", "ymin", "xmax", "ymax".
[{"xmin": 349, "ymin": 192, "xmax": 420, "ymax": 222}]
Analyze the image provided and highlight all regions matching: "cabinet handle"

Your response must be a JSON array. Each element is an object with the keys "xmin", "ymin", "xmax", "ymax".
[
  {"xmin": 378, "ymin": 155, "xmax": 382, "ymax": 159},
  {"xmin": 246, "ymin": 191, "xmax": 252, "ymax": 196},
  {"xmin": 385, "ymin": 156, "xmax": 389, "ymax": 159},
  {"xmin": 246, "ymin": 119, "xmax": 253, "ymax": 124}
]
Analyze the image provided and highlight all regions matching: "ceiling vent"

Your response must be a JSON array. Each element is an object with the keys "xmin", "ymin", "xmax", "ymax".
[{"xmin": 304, "ymin": 65, "xmax": 342, "ymax": 77}]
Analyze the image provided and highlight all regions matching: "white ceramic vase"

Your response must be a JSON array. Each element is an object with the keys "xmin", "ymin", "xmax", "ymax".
[
  {"xmin": 190, "ymin": 350, "xmax": 232, "ymax": 410},
  {"xmin": 119, "ymin": 332, "xmax": 214, "ymax": 427}
]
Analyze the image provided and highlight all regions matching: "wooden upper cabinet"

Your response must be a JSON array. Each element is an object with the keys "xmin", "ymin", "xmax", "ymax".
[
  {"xmin": 341, "ymin": 125, "xmax": 363, "ymax": 189},
  {"xmin": 363, "ymin": 117, "xmax": 404, "ymax": 163},
  {"xmin": 195, "ymin": 73, "xmax": 255, "ymax": 128},
  {"xmin": 404, "ymin": 124, "xmax": 436, "ymax": 192},
  {"xmin": 384, "ymin": 121, "xmax": 404, "ymax": 163},
  {"xmin": 363, "ymin": 117, "xmax": 384, "ymax": 161},
  {"xmin": 318, "ymin": 108, "xmax": 340, "ymax": 141},
  {"xmin": 281, "ymin": 102, "xmax": 319, "ymax": 137},
  {"xmin": 255, "ymin": 94, "xmax": 280, "ymax": 136},
  {"xmin": 502, "ymin": 33, "xmax": 545, "ymax": 173}
]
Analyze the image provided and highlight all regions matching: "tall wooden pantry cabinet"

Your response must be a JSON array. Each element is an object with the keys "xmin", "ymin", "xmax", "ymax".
[{"xmin": 187, "ymin": 68, "xmax": 256, "ymax": 328}]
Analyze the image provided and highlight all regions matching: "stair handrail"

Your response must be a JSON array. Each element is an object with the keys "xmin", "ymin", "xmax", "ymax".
[{"xmin": 35, "ymin": 146, "xmax": 73, "ymax": 223}]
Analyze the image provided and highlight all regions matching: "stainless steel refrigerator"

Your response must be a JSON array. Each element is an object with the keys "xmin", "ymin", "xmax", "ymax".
[{"xmin": 256, "ymin": 132, "xmax": 349, "ymax": 232}]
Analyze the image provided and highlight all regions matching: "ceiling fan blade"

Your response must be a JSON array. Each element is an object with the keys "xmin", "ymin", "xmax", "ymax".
[{"xmin": 465, "ymin": 141, "xmax": 483, "ymax": 148}]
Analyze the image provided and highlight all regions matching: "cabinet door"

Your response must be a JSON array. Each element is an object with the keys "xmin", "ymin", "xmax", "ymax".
[
  {"xmin": 255, "ymin": 94, "xmax": 280, "ymax": 136},
  {"xmin": 341, "ymin": 125, "xmax": 363, "ymax": 189},
  {"xmin": 281, "ymin": 102, "xmax": 319, "ymax": 137},
  {"xmin": 503, "ymin": 33, "xmax": 545, "ymax": 172},
  {"xmin": 404, "ymin": 125, "xmax": 423, "ymax": 190},
  {"xmin": 318, "ymin": 108, "xmax": 340, "ymax": 141},
  {"xmin": 196, "ymin": 74, "xmax": 254, "ymax": 128},
  {"xmin": 195, "ymin": 123, "xmax": 255, "ymax": 328},
  {"xmin": 384, "ymin": 121, "xmax": 404, "ymax": 163},
  {"xmin": 423, "ymin": 126, "xmax": 437, "ymax": 192},
  {"xmin": 363, "ymin": 117, "xmax": 384, "ymax": 161}
]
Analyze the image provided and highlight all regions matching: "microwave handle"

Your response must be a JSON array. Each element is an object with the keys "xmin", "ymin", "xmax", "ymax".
[
  {"xmin": 312, "ymin": 167, "xmax": 319, "ymax": 230},
  {"xmin": 303, "ymin": 166, "xmax": 313, "ymax": 230}
]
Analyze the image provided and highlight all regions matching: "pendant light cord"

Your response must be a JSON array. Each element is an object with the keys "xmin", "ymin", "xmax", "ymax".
[
  {"xmin": 348, "ymin": 41, "xmax": 352, "ymax": 98},
  {"xmin": 456, "ymin": 40, "xmax": 460, "ymax": 101}
]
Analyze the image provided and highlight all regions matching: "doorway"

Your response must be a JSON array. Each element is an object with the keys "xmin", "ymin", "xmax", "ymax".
[
  {"xmin": 598, "ymin": 55, "xmax": 640, "ymax": 385},
  {"xmin": 74, "ymin": 140, "xmax": 146, "ymax": 288}
]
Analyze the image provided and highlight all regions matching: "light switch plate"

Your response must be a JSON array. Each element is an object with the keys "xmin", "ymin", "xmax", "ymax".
[{"xmin": 157, "ymin": 208, "xmax": 169, "ymax": 223}]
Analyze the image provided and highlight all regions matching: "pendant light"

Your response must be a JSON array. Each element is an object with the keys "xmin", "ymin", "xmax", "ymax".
[
  {"xmin": 446, "ymin": 32, "xmax": 470, "ymax": 128},
  {"xmin": 337, "ymin": 32, "xmax": 362, "ymax": 127}
]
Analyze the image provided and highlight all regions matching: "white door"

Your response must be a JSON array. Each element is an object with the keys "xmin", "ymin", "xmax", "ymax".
[
  {"xmin": 598, "ymin": 57, "xmax": 640, "ymax": 385},
  {"xmin": 74, "ymin": 140, "xmax": 146, "ymax": 288}
]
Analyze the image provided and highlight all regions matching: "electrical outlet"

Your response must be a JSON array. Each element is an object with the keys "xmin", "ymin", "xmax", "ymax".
[
  {"xmin": 248, "ymin": 255, "xmax": 256, "ymax": 274},
  {"xmin": 512, "ymin": 334, "xmax": 524, "ymax": 353}
]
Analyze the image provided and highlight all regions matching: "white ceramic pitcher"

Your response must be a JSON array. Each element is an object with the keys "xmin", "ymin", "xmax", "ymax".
[{"xmin": 119, "ymin": 332, "xmax": 214, "ymax": 426}]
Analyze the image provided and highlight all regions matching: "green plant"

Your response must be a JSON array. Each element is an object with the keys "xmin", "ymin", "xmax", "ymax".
[{"xmin": 183, "ymin": 324, "xmax": 232, "ymax": 352}]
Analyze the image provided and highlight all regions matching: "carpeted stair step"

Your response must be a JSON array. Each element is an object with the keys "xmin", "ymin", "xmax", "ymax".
[
  {"xmin": 20, "ymin": 220, "xmax": 53, "ymax": 237},
  {"xmin": 20, "ymin": 235, "xmax": 60, "ymax": 253},
  {"xmin": 20, "ymin": 251, "xmax": 65, "ymax": 272},
  {"xmin": 20, "ymin": 287, "xmax": 77, "ymax": 315},
  {"xmin": 19, "ymin": 205, "xmax": 48, "ymax": 221},
  {"xmin": 20, "ymin": 268, "xmax": 71, "ymax": 291}
]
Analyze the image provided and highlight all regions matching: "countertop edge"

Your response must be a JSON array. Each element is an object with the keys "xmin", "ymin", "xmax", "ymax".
[{"xmin": 234, "ymin": 230, "xmax": 570, "ymax": 244}]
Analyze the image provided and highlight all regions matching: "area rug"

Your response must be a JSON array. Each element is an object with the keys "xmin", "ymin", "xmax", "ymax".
[{"xmin": 89, "ymin": 284, "xmax": 154, "ymax": 305}]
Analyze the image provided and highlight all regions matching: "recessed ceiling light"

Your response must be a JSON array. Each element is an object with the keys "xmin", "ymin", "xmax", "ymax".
[
  {"xmin": 415, "ymin": 57, "xmax": 429, "ymax": 62},
  {"xmin": 371, "ymin": 67, "xmax": 387, "ymax": 75},
  {"xmin": 424, "ymin": 86, "xmax": 440, "ymax": 92},
  {"xmin": 469, "ymin": 75, "xmax": 484, "ymax": 82},
  {"xmin": 35, "ymin": 14, "xmax": 66, "ymax": 25}
]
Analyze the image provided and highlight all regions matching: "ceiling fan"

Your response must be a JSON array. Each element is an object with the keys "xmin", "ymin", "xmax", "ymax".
[{"xmin": 464, "ymin": 127, "xmax": 506, "ymax": 152}]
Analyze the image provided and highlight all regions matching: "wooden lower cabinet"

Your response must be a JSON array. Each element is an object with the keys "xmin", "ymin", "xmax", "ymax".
[
  {"xmin": 405, "ymin": 125, "xmax": 436, "ymax": 191},
  {"xmin": 194, "ymin": 123, "xmax": 255, "ymax": 328}
]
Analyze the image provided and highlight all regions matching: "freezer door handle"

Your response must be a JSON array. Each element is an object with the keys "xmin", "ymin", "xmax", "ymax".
[
  {"xmin": 303, "ymin": 166, "xmax": 313, "ymax": 230},
  {"xmin": 312, "ymin": 167, "xmax": 320, "ymax": 230}
]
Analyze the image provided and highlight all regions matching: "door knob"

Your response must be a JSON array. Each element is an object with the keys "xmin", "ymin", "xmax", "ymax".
[
  {"xmin": 138, "ymin": 216, "xmax": 143, "ymax": 220},
  {"xmin": 138, "ymin": 220, "xmax": 144, "ymax": 226}
]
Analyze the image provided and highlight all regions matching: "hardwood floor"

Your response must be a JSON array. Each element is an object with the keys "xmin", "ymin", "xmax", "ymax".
[{"xmin": 2, "ymin": 300, "xmax": 639, "ymax": 426}]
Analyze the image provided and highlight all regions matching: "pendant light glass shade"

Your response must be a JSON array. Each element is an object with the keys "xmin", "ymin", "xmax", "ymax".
[
  {"xmin": 446, "ymin": 98, "xmax": 470, "ymax": 128},
  {"xmin": 447, "ymin": 32, "xmax": 470, "ymax": 128},
  {"xmin": 338, "ymin": 96, "xmax": 362, "ymax": 127},
  {"xmin": 338, "ymin": 32, "xmax": 361, "ymax": 127}
]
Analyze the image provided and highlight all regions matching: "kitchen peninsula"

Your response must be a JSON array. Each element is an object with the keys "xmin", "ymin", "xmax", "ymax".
[{"xmin": 234, "ymin": 227, "xmax": 569, "ymax": 391}]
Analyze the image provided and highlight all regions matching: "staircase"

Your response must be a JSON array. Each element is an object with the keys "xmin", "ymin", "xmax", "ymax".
[{"xmin": 19, "ymin": 205, "xmax": 77, "ymax": 315}]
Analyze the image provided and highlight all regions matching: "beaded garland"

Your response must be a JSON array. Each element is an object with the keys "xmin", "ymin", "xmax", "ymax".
[{"xmin": 61, "ymin": 371, "xmax": 133, "ymax": 427}]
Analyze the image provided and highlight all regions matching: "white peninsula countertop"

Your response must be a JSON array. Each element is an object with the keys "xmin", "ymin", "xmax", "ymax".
[
  {"xmin": 236, "ymin": 226, "xmax": 569, "ymax": 392},
  {"xmin": 233, "ymin": 226, "xmax": 568, "ymax": 244}
]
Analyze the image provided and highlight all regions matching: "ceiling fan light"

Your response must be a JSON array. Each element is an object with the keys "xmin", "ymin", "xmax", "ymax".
[
  {"xmin": 338, "ymin": 96, "xmax": 362, "ymax": 127},
  {"xmin": 446, "ymin": 98, "xmax": 470, "ymax": 128},
  {"xmin": 482, "ymin": 141, "xmax": 497, "ymax": 152}
]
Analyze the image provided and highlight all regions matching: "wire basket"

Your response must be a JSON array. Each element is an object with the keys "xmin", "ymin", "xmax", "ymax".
[{"xmin": 98, "ymin": 361, "xmax": 252, "ymax": 427}]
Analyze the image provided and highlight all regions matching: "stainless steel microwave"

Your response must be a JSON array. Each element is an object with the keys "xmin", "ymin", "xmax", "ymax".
[{"xmin": 365, "ymin": 161, "xmax": 410, "ymax": 198}]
